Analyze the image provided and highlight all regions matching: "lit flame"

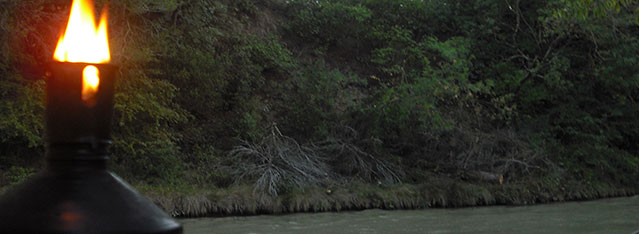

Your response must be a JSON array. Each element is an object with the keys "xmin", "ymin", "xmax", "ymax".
[
  {"xmin": 53, "ymin": 0, "xmax": 110, "ymax": 64},
  {"xmin": 82, "ymin": 65, "xmax": 100, "ymax": 106}
]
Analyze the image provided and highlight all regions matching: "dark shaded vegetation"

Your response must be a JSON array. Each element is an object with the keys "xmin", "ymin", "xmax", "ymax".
[{"xmin": 1, "ymin": 0, "xmax": 638, "ymax": 216}]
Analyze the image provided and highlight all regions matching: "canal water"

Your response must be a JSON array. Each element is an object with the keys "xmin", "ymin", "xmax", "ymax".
[{"xmin": 181, "ymin": 196, "xmax": 639, "ymax": 234}]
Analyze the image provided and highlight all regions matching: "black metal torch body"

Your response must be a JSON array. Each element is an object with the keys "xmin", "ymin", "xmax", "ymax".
[{"xmin": 0, "ymin": 62, "xmax": 183, "ymax": 234}]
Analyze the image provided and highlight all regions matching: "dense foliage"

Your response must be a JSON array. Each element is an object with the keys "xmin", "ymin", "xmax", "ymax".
[{"xmin": 0, "ymin": 0, "xmax": 637, "ymax": 196}]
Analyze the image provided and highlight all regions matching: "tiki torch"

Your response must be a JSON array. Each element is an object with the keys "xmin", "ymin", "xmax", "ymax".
[{"xmin": 0, "ymin": 0, "xmax": 182, "ymax": 233}]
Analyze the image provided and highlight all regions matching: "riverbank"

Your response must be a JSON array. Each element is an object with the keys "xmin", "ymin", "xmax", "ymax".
[
  {"xmin": 2, "ymin": 0, "xmax": 639, "ymax": 223},
  {"xmin": 0, "ymin": 173, "xmax": 635, "ymax": 218},
  {"xmin": 137, "ymin": 177, "xmax": 639, "ymax": 218}
]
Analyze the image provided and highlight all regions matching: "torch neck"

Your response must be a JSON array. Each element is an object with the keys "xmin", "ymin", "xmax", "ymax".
[
  {"xmin": 46, "ymin": 142, "xmax": 110, "ymax": 171},
  {"xmin": 47, "ymin": 159, "xmax": 107, "ymax": 172}
]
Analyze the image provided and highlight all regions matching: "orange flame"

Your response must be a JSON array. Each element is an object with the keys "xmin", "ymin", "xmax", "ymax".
[
  {"xmin": 82, "ymin": 65, "xmax": 100, "ymax": 106},
  {"xmin": 53, "ymin": 0, "xmax": 110, "ymax": 64}
]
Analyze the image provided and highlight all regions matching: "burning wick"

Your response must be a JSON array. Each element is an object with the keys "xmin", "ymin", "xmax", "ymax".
[
  {"xmin": 52, "ymin": 0, "xmax": 109, "ymax": 107},
  {"xmin": 82, "ymin": 65, "xmax": 100, "ymax": 106}
]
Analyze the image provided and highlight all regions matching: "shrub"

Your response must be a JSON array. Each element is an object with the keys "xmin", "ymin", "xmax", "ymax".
[
  {"xmin": 310, "ymin": 125, "xmax": 403, "ymax": 184},
  {"xmin": 229, "ymin": 125, "xmax": 331, "ymax": 196},
  {"xmin": 3, "ymin": 166, "xmax": 35, "ymax": 186}
]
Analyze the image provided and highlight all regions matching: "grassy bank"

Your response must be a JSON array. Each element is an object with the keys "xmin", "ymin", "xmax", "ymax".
[
  {"xmin": 137, "ymin": 178, "xmax": 638, "ymax": 218},
  {"xmin": 0, "ymin": 170, "xmax": 636, "ymax": 218}
]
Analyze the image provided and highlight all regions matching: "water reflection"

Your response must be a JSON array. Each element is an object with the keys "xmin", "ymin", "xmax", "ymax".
[{"xmin": 181, "ymin": 196, "xmax": 639, "ymax": 234}]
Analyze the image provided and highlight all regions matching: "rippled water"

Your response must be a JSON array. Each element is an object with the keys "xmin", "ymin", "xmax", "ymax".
[{"xmin": 181, "ymin": 196, "xmax": 639, "ymax": 234}]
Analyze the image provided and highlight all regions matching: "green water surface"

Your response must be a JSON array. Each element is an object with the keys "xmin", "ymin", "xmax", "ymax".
[{"xmin": 181, "ymin": 196, "xmax": 639, "ymax": 234}]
